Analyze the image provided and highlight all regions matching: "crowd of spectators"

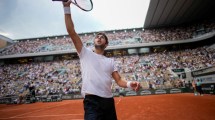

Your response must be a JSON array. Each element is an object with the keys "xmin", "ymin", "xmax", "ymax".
[
  {"xmin": 0, "ymin": 20, "xmax": 214, "ymax": 56},
  {"xmin": 0, "ymin": 45, "xmax": 214, "ymax": 97},
  {"xmin": 140, "ymin": 21, "xmax": 215, "ymax": 42},
  {"xmin": 0, "ymin": 60, "xmax": 81, "ymax": 98},
  {"xmin": 0, "ymin": 38, "xmax": 73, "ymax": 56},
  {"xmin": 112, "ymin": 46, "xmax": 215, "ymax": 90}
]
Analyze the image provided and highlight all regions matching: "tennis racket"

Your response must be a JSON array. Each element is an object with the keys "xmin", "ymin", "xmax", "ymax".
[{"xmin": 52, "ymin": 0, "xmax": 93, "ymax": 12}]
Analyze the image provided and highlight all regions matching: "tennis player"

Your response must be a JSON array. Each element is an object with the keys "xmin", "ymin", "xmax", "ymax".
[{"xmin": 62, "ymin": 1, "xmax": 140, "ymax": 120}]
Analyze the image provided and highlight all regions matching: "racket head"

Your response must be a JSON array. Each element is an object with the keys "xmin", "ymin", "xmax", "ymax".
[{"xmin": 73, "ymin": 0, "xmax": 93, "ymax": 11}]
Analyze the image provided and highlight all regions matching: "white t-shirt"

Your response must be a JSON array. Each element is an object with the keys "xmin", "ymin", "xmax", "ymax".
[{"xmin": 79, "ymin": 46, "xmax": 117, "ymax": 98}]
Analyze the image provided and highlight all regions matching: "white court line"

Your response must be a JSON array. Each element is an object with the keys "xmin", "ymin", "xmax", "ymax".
[
  {"xmin": 8, "ymin": 102, "xmax": 71, "ymax": 119},
  {"xmin": 0, "ymin": 108, "xmax": 24, "ymax": 111},
  {"xmin": 0, "ymin": 118, "xmax": 83, "ymax": 120},
  {"xmin": 0, "ymin": 114, "xmax": 84, "ymax": 120},
  {"xmin": 0, "ymin": 107, "xmax": 37, "ymax": 111},
  {"xmin": 0, "ymin": 114, "xmax": 83, "ymax": 119},
  {"xmin": 15, "ymin": 114, "xmax": 83, "ymax": 118},
  {"xmin": 13, "ymin": 114, "xmax": 83, "ymax": 118},
  {"xmin": 116, "ymin": 96, "xmax": 123, "ymax": 105}
]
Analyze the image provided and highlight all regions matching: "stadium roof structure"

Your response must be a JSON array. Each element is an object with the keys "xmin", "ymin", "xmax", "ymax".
[
  {"xmin": 0, "ymin": 35, "xmax": 13, "ymax": 43},
  {"xmin": 144, "ymin": 0, "xmax": 215, "ymax": 29}
]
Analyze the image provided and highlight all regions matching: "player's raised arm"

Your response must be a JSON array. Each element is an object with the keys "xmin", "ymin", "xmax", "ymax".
[{"xmin": 63, "ymin": 0, "xmax": 83, "ymax": 54}]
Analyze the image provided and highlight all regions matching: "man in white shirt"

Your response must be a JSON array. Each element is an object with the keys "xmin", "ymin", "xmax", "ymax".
[{"xmin": 63, "ymin": 1, "xmax": 140, "ymax": 120}]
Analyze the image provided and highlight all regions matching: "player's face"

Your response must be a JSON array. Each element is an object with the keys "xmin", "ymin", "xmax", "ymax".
[
  {"xmin": 94, "ymin": 35, "xmax": 107, "ymax": 45},
  {"xmin": 94, "ymin": 35, "xmax": 107, "ymax": 50}
]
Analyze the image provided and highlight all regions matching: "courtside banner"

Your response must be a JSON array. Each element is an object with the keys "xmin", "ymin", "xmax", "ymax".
[
  {"xmin": 62, "ymin": 95, "xmax": 73, "ymax": 99},
  {"xmin": 125, "ymin": 91, "xmax": 137, "ymax": 96},
  {"xmin": 139, "ymin": 90, "xmax": 152, "ymax": 95},
  {"xmin": 113, "ymin": 92, "xmax": 120, "ymax": 97},
  {"xmin": 155, "ymin": 89, "xmax": 167, "ymax": 94},
  {"xmin": 72, "ymin": 94, "xmax": 83, "ymax": 99},
  {"xmin": 170, "ymin": 89, "xmax": 182, "ymax": 93}
]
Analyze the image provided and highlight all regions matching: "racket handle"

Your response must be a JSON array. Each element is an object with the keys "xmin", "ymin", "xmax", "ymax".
[{"xmin": 52, "ymin": 0, "xmax": 68, "ymax": 2}]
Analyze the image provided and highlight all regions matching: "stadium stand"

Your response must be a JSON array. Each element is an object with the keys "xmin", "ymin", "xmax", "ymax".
[
  {"xmin": 0, "ymin": 20, "xmax": 214, "ymax": 56},
  {"xmin": 0, "ymin": 20, "xmax": 215, "ymax": 104}
]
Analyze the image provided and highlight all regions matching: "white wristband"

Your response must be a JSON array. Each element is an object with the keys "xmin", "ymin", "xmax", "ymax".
[
  {"xmin": 127, "ymin": 81, "xmax": 132, "ymax": 88},
  {"xmin": 64, "ymin": 7, "xmax": 71, "ymax": 14}
]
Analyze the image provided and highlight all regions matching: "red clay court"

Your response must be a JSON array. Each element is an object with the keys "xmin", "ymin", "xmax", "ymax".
[{"xmin": 0, "ymin": 93, "xmax": 214, "ymax": 120}]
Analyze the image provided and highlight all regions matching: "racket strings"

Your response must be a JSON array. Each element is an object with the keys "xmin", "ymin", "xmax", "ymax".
[{"xmin": 75, "ymin": 0, "xmax": 93, "ymax": 11}]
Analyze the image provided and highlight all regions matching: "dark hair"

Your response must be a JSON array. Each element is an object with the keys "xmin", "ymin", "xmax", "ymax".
[{"xmin": 96, "ymin": 32, "xmax": 108, "ymax": 45}]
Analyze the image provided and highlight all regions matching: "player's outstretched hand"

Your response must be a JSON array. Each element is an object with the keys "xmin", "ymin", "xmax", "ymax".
[
  {"xmin": 130, "ymin": 81, "xmax": 140, "ymax": 92},
  {"xmin": 63, "ymin": 0, "xmax": 72, "ymax": 7}
]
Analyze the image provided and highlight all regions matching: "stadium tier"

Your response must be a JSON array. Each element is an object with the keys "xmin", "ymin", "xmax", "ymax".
[
  {"xmin": 0, "ymin": 20, "xmax": 214, "ymax": 57},
  {"xmin": 0, "ymin": 20, "xmax": 215, "ymax": 104}
]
